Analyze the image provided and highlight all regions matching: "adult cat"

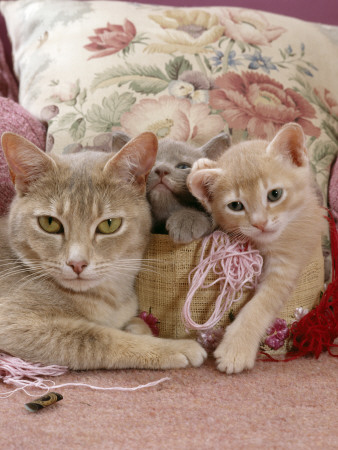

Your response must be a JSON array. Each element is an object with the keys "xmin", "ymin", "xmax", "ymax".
[
  {"xmin": 0, "ymin": 132, "xmax": 206, "ymax": 370},
  {"xmin": 112, "ymin": 132, "xmax": 231, "ymax": 243},
  {"xmin": 187, "ymin": 123, "xmax": 324, "ymax": 374}
]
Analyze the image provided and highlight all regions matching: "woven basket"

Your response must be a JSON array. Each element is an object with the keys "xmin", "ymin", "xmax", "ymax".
[{"xmin": 136, "ymin": 234, "xmax": 324, "ymax": 352}]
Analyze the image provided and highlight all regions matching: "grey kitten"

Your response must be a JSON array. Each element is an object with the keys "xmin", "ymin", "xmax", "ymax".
[{"xmin": 112, "ymin": 132, "xmax": 231, "ymax": 243}]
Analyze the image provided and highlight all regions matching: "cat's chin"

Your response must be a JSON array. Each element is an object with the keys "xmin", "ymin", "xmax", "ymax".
[
  {"xmin": 58, "ymin": 277, "xmax": 102, "ymax": 292},
  {"xmin": 248, "ymin": 229, "xmax": 282, "ymax": 246},
  {"xmin": 240, "ymin": 226, "xmax": 282, "ymax": 246}
]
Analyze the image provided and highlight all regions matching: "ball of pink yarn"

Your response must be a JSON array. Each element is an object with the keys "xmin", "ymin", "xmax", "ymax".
[{"xmin": 182, "ymin": 231, "xmax": 263, "ymax": 331}]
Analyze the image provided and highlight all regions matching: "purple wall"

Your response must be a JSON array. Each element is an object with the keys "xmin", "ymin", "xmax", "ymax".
[{"xmin": 124, "ymin": 0, "xmax": 338, "ymax": 26}]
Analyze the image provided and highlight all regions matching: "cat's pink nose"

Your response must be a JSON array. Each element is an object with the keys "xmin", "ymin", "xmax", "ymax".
[
  {"xmin": 155, "ymin": 167, "xmax": 170, "ymax": 177},
  {"xmin": 67, "ymin": 260, "xmax": 88, "ymax": 274},
  {"xmin": 253, "ymin": 221, "xmax": 267, "ymax": 231}
]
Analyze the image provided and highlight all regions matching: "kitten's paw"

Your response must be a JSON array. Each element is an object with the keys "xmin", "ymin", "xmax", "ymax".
[
  {"xmin": 190, "ymin": 157, "xmax": 216, "ymax": 173},
  {"xmin": 159, "ymin": 339, "xmax": 207, "ymax": 369},
  {"xmin": 213, "ymin": 329, "xmax": 257, "ymax": 374},
  {"xmin": 166, "ymin": 209, "xmax": 213, "ymax": 243}
]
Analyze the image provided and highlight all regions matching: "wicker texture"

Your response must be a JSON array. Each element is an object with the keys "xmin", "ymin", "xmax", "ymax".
[{"xmin": 136, "ymin": 234, "xmax": 324, "ymax": 340}]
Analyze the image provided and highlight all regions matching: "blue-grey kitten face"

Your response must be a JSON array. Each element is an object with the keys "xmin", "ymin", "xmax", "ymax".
[{"xmin": 147, "ymin": 140, "xmax": 203, "ymax": 210}]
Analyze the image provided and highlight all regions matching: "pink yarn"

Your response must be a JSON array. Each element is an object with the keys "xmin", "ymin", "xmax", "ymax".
[
  {"xmin": 0, "ymin": 352, "xmax": 68, "ymax": 398},
  {"xmin": 182, "ymin": 231, "xmax": 263, "ymax": 331},
  {"xmin": 0, "ymin": 352, "xmax": 170, "ymax": 398}
]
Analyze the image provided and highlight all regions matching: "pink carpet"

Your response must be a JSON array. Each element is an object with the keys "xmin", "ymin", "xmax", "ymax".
[{"xmin": 1, "ymin": 351, "xmax": 337, "ymax": 449}]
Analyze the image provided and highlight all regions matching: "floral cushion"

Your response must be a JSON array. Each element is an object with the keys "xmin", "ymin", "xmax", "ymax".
[{"xmin": 1, "ymin": 0, "xmax": 337, "ymax": 240}]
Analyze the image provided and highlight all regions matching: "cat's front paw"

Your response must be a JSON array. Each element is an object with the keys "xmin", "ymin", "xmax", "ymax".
[
  {"xmin": 166, "ymin": 209, "xmax": 213, "ymax": 243},
  {"xmin": 160, "ymin": 339, "xmax": 207, "ymax": 368},
  {"xmin": 214, "ymin": 325, "xmax": 258, "ymax": 374}
]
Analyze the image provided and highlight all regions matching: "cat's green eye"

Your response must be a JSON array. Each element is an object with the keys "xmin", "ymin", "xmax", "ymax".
[
  {"xmin": 176, "ymin": 162, "xmax": 191, "ymax": 170},
  {"xmin": 267, "ymin": 188, "xmax": 283, "ymax": 202},
  {"xmin": 38, "ymin": 216, "xmax": 63, "ymax": 234},
  {"xmin": 97, "ymin": 218, "xmax": 122, "ymax": 234},
  {"xmin": 228, "ymin": 201, "xmax": 244, "ymax": 212}
]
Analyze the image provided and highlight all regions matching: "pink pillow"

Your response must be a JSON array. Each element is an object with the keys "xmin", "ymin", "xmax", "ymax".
[
  {"xmin": 0, "ymin": 97, "xmax": 47, "ymax": 216},
  {"xmin": 329, "ymin": 157, "xmax": 338, "ymax": 228},
  {"xmin": 0, "ymin": 34, "xmax": 18, "ymax": 101}
]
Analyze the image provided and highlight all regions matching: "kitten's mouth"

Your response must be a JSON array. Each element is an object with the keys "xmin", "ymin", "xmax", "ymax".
[{"xmin": 151, "ymin": 180, "xmax": 172, "ymax": 192}]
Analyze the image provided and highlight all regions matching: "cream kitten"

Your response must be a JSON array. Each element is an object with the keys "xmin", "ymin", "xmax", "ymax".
[
  {"xmin": 0, "ymin": 132, "xmax": 206, "ymax": 370},
  {"xmin": 187, "ymin": 123, "xmax": 324, "ymax": 374}
]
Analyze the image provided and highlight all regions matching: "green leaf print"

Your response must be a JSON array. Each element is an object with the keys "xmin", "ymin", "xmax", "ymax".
[
  {"xmin": 165, "ymin": 56, "xmax": 193, "ymax": 80},
  {"xmin": 311, "ymin": 140, "xmax": 337, "ymax": 171},
  {"xmin": 91, "ymin": 63, "xmax": 169, "ymax": 95},
  {"xmin": 86, "ymin": 92, "xmax": 136, "ymax": 132},
  {"xmin": 69, "ymin": 118, "xmax": 86, "ymax": 140}
]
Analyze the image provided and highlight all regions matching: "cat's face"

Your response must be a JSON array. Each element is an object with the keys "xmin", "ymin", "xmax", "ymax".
[
  {"xmin": 2, "ymin": 132, "xmax": 158, "ymax": 292},
  {"xmin": 147, "ymin": 140, "xmax": 200, "ymax": 207},
  {"xmin": 188, "ymin": 124, "xmax": 313, "ymax": 248}
]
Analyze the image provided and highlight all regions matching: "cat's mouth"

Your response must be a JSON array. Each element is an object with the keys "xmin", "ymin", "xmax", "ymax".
[{"xmin": 59, "ymin": 276, "xmax": 101, "ymax": 292}]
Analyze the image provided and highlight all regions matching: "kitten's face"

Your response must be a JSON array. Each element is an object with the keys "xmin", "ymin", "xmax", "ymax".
[
  {"xmin": 188, "ymin": 124, "xmax": 312, "ymax": 248},
  {"xmin": 211, "ymin": 142, "xmax": 306, "ymax": 245},
  {"xmin": 147, "ymin": 140, "xmax": 200, "ymax": 203},
  {"xmin": 3, "ymin": 133, "xmax": 157, "ymax": 292},
  {"xmin": 146, "ymin": 141, "xmax": 202, "ymax": 222}
]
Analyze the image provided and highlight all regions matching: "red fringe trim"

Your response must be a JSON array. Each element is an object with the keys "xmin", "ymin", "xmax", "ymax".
[{"xmin": 260, "ymin": 211, "xmax": 338, "ymax": 362}]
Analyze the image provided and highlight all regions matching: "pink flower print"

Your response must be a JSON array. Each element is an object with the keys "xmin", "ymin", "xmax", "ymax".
[
  {"xmin": 84, "ymin": 20, "xmax": 137, "ymax": 59},
  {"xmin": 210, "ymin": 71, "xmax": 321, "ymax": 140},
  {"xmin": 121, "ymin": 95, "xmax": 225, "ymax": 145},
  {"xmin": 265, "ymin": 318, "xmax": 289, "ymax": 350},
  {"xmin": 314, "ymin": 87, "xmax": 338, "ymax": 119},
  {"xmin": 218, "ymin": 8, "xmax": 286, "ymax": 46}
]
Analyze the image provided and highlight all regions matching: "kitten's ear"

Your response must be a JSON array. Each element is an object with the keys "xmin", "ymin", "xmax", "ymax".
[
  {"xmin": 267, "ymin": 123, "xmax": 308, "ymax": 167},
  {"xmin": 200, "ymin": 132, "xmax": 231, "ymax": 160},
  {"xmin": 111, "ymin": 131, "xmax": 131, "ymax": 153},
  {"xmin": 103, "ymin": 132, "xmax": 158, "ymax": 191},
  {"xmin": 1, "ymin": 132, "xmax": 55, "ymax": 195},
  {"xmin": 187, "ymin": 159, "xmax": 220, "ymax": 212}
]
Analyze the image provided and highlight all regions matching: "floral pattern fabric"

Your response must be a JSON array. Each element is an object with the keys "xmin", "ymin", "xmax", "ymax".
[{"xmin": 1, "ymin": 0, "xmax": 338, "ymax": 248}]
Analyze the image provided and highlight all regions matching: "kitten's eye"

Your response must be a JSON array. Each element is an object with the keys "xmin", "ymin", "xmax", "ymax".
[
  {"xmin": 38, "ymin": 216, "xmax": 63, "ymax": 234},
  {"xmin": 227, "ymin": 201, "xmax": 244, "ymax": 212},
  {"xmin": 267, "ymin": 188, "xmax": 283, "ymax": 202},
  {"xmin": 176, "ymin": 162, "xmax": 191, "ymax": 170},
  {"xmin": 97, "ymin": 218, "xmax": 122, "ymax": 234}
]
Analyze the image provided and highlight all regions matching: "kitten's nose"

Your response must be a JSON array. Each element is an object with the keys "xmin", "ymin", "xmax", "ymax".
[
  {"xmin": 67, "ymin": 260, "xmax": 88, "ymax": 274},
  {"xmin": 252, "ymin": 221, "xmax": 267, "ymax": 231},
  {"xmin": 155, "ymin": 166, "xmax": 170, "ymax": 177}
]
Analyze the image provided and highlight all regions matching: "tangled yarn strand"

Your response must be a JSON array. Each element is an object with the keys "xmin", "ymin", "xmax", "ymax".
[
  {"xmin": 182, "ymin": 231, "xmax": 263, "ymax": 331},
  {"xmin": 0, "ymin": 352, "xmax": 170, "ymax": 398}
]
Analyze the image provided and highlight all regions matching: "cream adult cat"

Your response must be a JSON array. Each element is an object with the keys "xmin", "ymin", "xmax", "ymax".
[
  {"xmin": 0, "ymin": 132, "xmax": 206, "ymax": 370},
  {"xmin": 187, "ymin": 123, "xmax": 324, "ymax": 374}
]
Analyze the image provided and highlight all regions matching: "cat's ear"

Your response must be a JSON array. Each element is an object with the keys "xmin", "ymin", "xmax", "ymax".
[
  {"xmin": 267, "ymin": 123, "xmax": 308, "ymax": 167},
  {"xmin": 200, "ymin": 132, "xmax": 231, "ymax": 160},
  {"xmin": 1, "ymin": 132, "xmax": 56, "ymax": 195},
  {"xmin": 103, "ymin": 132, "xmax": 158, "ymax": 192},
  {"xmin": 187, "ymin": 159, "xmax": 220, "ymax": 212}
]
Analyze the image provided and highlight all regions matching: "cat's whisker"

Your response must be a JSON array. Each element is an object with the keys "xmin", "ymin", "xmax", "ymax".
[{"xmin": 8, "ymin": 271, "xmax": 51, "ymax": 294}]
